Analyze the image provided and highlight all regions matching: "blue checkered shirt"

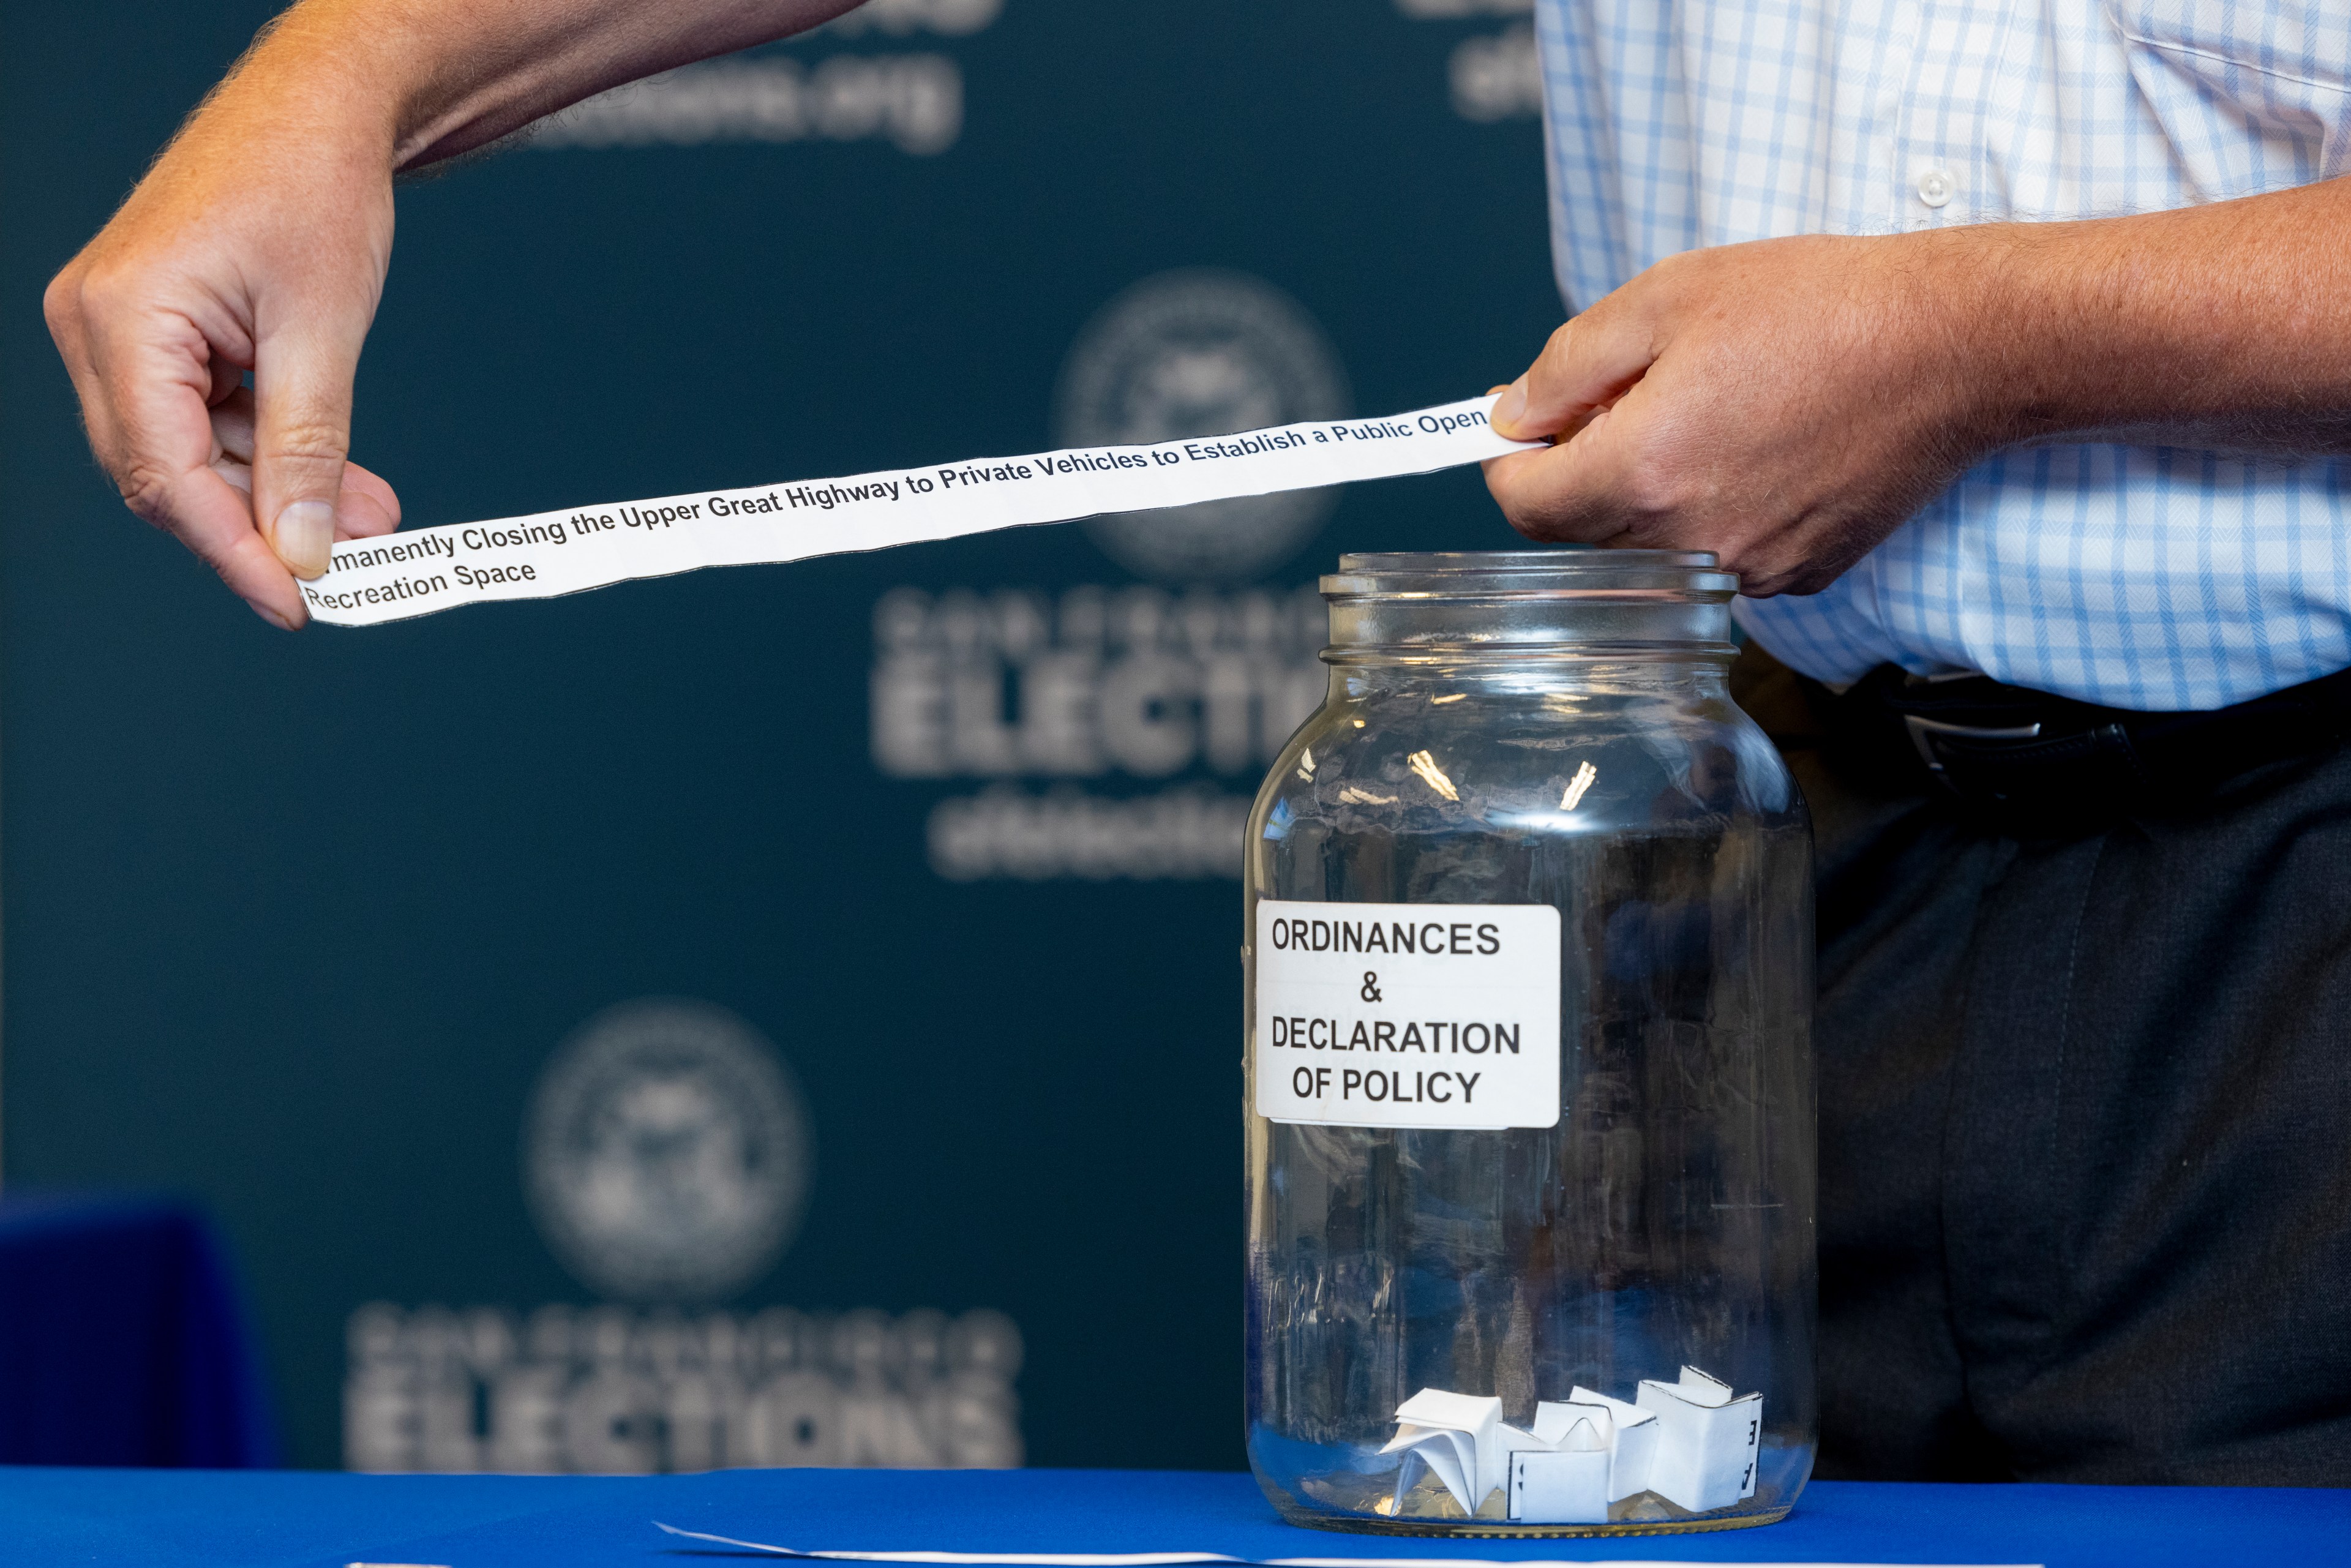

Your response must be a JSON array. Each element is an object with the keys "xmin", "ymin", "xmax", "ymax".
[{"xmin": 1535, "ymin": 1, "xmax": 2351, "ymax": 710}]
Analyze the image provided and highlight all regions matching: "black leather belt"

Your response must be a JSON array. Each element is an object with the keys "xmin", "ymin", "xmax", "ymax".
[{"xmin": 1826, "ymin": 661, "xmax": 2351, "ymax": 827}]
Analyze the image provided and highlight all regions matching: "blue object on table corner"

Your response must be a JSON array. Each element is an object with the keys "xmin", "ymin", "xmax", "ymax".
[
  {"xmin": 0, "ymin": 1191, "xmax": 280, "ymax": 1466},
  {"xmin": 2, "ymin": 1467, "xmax": 2348, "ymax": 1568}
]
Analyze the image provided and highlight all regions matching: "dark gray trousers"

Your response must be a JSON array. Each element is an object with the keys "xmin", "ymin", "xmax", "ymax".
[{"xmin": 1736, "ymin": 648, "xmax": 2351, "ymax": 1485}]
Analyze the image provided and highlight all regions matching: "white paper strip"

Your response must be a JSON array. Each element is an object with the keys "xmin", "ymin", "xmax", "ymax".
[
  {"xmin": 304, "ymin": 394, "xmax": 1534, "ymax": 627},
  {"xmin": 650, "ymin": 1524, "xmax": 2039, "ymax": 1568}
]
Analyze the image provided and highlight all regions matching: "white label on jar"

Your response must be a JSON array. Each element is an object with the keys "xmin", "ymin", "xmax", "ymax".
[{"xmin": 1253, "ymin": 899, "xmax": 1561, "ymax": 1130}]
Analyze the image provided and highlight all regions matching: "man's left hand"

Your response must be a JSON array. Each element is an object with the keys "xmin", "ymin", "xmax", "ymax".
[{"xmin": 1483, "ymin": 232, "xmax": 1995, "ymax": 596}]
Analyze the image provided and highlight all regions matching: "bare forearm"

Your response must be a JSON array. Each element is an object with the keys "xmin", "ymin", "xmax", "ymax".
[
  {"xmin": 216, "ymin": 0, "xmax": 859, "ymax": 174},
  {"xmin": 1952, "ymin": 178, "xmax": 2351, "ymax": 456},
  {"xmin": 45, "ymin": 0, "xmax": 860, "ymax": 627}
]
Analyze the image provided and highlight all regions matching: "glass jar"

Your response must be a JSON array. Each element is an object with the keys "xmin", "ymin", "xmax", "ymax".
[{"xmin": 1243, "ymin": 551, "xmax": 1814, "ymax": 1536}]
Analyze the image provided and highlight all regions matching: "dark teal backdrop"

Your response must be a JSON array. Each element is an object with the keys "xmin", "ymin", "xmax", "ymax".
[{"xmin": 0, "ymin": 1, "xmax": 1562, "ymax": 1469}]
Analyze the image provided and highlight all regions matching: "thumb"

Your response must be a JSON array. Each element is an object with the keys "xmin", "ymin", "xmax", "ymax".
[
  {"xmin": 250, "ymin": 313, "xmax": 366, "ymax": 580},
  {"xmin": 1490, "ymin": 298, "xmax": 1662, "ymax": 442},
  {"xmin": 1482, "ymin": 384, "xmax": 1645, "ymax": 544}
]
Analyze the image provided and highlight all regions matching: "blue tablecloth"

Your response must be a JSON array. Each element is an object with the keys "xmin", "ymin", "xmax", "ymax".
[
  {"xmin": 0, "ymin": 1192, "xmax": 279, "ymax": 1466},
  {"xmin": 1, "ymin": 1467, "xmax": 2343, "ymax": 1568}
]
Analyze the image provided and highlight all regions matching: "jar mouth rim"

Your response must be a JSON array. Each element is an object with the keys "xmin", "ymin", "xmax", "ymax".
[
  {"xmin": 1322, "ymin": 549, "xmax": 1738, "ymax": 600},
  {"xmin": 1321, "ymin": 643, "xmax": 1739, "ymax": 666}
]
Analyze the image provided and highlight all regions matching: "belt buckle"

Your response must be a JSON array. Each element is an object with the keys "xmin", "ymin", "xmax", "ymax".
[{"xmin": 1903, "ymin": 713, "xmax": 2043, "ymax": 784}]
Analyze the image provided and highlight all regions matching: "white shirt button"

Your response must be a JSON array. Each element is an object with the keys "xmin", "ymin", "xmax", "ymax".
[{"xmin": 1915, "ymin": 168, "xmax": 1955, "ymax": 208}]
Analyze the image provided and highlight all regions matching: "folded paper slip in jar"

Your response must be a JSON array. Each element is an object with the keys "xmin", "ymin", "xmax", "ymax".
[{"xmin": 300, "ymin": 395, "xmax": 1537, "ymax": 628}]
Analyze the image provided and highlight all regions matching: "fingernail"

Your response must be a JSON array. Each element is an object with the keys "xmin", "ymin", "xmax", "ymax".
[
  {"xmin": 272, "ymin": 500, "xmax": 335, "ymax": 579},
  {"xmin": 1494, "ymin": 376, "xmax": 1529, "ymax": 430},
  {"xmin": 249, "ymin": 600, "xmax": 298, "ymax": 632}
]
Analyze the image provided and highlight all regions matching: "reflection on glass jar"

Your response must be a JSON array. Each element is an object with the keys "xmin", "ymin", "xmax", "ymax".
[{"xmin": 1243, "ymin": 552, "xmax": 1815, "ymax": 1536}]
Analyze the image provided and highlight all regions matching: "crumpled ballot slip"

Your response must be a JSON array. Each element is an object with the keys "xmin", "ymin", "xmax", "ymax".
[
  {"xmin": 303, "ymin": 394, "xmax": 1536, "ymax": 626},
  {"xmin": 1384, "ymin": 1365, "xmax": 1761, "ymax": 1524}
]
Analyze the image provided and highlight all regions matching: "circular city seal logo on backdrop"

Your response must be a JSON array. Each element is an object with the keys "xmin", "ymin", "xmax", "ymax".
[
  {"xmin": 524, "ymin": 999, "xmax": 811, "ymax": 1302},
  {"xmin": 1056, "ymin": 269, "xmax": 1352, "ymax": 582}
]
